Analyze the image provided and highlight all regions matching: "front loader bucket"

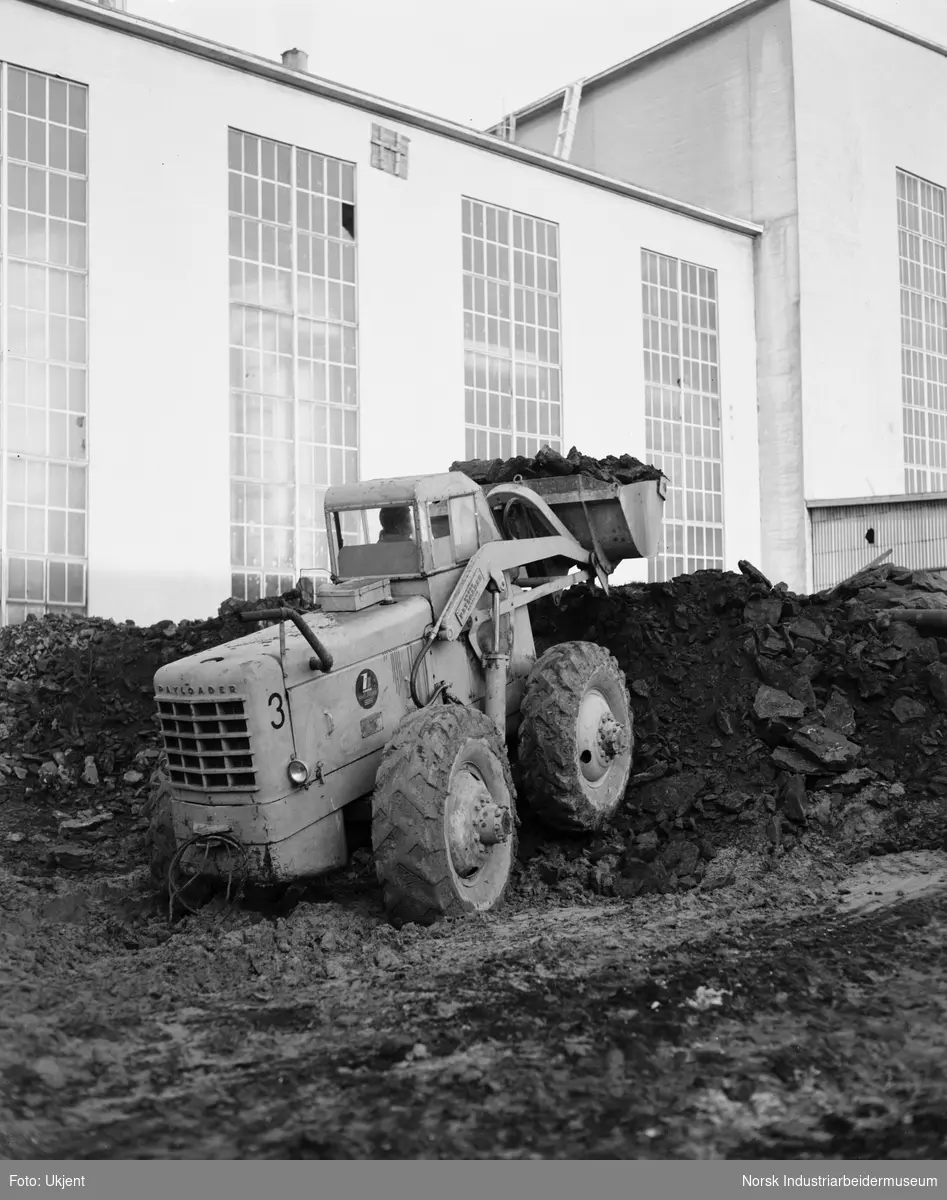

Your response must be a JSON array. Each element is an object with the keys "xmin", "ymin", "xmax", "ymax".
[{"xmin": 485, "ymin": 473, "xmax": 667, "ymax": 565}]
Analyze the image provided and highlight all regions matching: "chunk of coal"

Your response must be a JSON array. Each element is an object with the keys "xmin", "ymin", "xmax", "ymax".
[{"xmin": 449, "ymin": 446, "xmax": 665, "ymax": 487}]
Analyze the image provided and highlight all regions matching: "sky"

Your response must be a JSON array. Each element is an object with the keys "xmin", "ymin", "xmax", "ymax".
[{"xmin": 127, "ymin": 0, "xmax": 947, "ymax": 129}]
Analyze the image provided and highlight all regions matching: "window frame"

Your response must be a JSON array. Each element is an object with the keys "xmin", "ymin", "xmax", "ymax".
[
  {"xmin": 228, "ymin": 127, "xmax": 360, "ymax": 603},
  {"xmin": 462, "ymin": 196, "xmax": 563, "ymax": 461},
  {"xmin": 641, "ymin": 247, "xmax": 725, "ymax": 582},
  {"xmin": 897, "ymin": 167, "xmax": 947, "ymax": 494},
  {"xmin": 0, "ymin": 61, "xmax": 90, "ymax": 625}
]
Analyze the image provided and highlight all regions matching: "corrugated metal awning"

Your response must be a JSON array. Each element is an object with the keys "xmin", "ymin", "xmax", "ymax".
[{"xmin": 808, "ymin": 494, "xmax": 947, "ymax": 590}]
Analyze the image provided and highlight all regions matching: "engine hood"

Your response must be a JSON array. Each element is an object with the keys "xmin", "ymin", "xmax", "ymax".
[{"xmin": 155, "ymin": 594, "xmax": 433, "ymax": 694}]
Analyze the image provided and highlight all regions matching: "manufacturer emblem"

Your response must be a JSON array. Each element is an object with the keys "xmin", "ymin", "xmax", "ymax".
[{"xmin": 355, "ymin": 669, "xmax": 379, "ymax": 709}]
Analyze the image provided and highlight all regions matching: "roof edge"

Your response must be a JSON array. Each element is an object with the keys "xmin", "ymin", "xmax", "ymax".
[
  {"xmin": 491, "ymin": 0, "xmax": 778, "ymax": 129},
  {"xmin": 809, "ymin": 0, "xmax": 947, "ymax": 60},
  {"xmin": 808, "ymin": 492, "xmax": 947, "ymax": 509},
  {"xmin": 19, "ymin": 0, "xmax": 762, "ymax": 238},
  {"xmin": 499, "ymin": 0, "xmax": 947, "ymax": 133}
]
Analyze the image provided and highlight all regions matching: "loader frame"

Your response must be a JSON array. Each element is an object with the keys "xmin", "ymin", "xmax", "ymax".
[{"xmin": 324, "ymin": 478, "xmax": 607, "ymax": 739}]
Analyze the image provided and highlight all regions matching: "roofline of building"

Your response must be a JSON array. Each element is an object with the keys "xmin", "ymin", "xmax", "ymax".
[
  {"xmin": 810, "ymin": 0, "xmax": 947, "ymax": 62},
  {"xmin": 18, "ymin": 0, "xmax": 762, "ymax": 238},
  {"xmin": 807, "ymin": 492, "xmax": 947, "ymax": 509},
  {"xmin": 496, "ymin": 0, "xmax": 947, "ymax": 131},
  {"xmin": 489, "ymin": 0, "xmax": 778, "ymax": 128}
]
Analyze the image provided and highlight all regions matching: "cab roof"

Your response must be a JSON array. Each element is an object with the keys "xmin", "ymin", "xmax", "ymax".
[{"xmin": 325, "ymin": 471, "xmax": 481, "ymax": 509}]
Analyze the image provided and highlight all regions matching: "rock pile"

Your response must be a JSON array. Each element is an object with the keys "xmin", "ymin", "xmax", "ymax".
[
  {"xmin": 450, "ymin": 445, "xmax": 665, "ymax": 487},
  {"xmin": 3, "ymin": 552, "xmax": 946, "ymax": 912},
  {"xmin": 0, "ymin": 589, "xmax": 314, "ymax": 871},
  {"xmin": 522, "ymin": 561, "xmax": 947, "ymax": 901}
]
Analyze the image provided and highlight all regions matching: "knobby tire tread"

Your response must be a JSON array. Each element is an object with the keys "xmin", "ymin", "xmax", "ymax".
[
  {"xmin": 372, "ymin": 705, "xmax": 517, "ymax": 925},
  {"xmin": 518, "ymin": 641, "xmax": 632, "ymax": 833}
]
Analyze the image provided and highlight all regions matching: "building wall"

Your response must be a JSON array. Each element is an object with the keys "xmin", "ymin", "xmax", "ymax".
[
  {"xmin": 513, "ymin": 0, "xmax": 809, "ymax": 590},
  {"xmin": 0, "ymin": 1, "xmax": 760, "ymax": 624},
  {"xmin": 790, "ymin": 0, "xmax": 947, "ymax": 506},
  {"xmin": 512, "ymin": 108, "xmax": 560, "ymax": 162},
  {"xmin": 516, "ymin": 19, "xmax": 756, "ymax": 221}
]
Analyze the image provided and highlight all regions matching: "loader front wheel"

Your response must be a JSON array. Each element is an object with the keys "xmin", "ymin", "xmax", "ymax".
[
  {"xmin": 146, "ymin": 766, "xmax": 176, "ymax": 892},
  {"xmin": 518, "ymin": 641, "xmax": 633, "ymax": 832},
  {"xmin": 372, "ymin": 705, "xmax": 517, "ymax": 927}
]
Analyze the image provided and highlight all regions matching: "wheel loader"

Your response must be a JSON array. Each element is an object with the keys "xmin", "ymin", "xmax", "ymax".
[{"xmin": 150, "ymin": 467, "xmax": 667, "ymax": 924}]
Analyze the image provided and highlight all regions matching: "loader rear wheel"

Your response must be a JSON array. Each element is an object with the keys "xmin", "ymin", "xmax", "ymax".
[
  {"xmin": 372, "ymin": 705, "xmax": 518, "ymax": 927},
  {"xmin": 518, "ymin": 641, "xmax": 633, "ymax": 832}
]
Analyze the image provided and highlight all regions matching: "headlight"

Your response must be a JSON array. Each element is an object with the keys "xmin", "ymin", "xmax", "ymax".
[{"xmin": 287, "ymin": 759, "xmax": 309, "ymax": 786}]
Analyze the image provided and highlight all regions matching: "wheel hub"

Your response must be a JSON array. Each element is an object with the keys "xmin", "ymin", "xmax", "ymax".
[
  {"xmin": 597, "ymin": 713, "xmax": 629, "ymax": 759},
  {"xmin": 446, "ymin": 768, "xmax": 511, "ymax": 877},
  {"xmin": 576, "ymin": 690, "xmax": 629, "ymax": 784}
]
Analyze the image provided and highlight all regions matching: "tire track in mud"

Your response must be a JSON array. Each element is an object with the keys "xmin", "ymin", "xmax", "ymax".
[{"xmin": 13, "ymin": 851, "xmax": 946, "ymax": 1161}]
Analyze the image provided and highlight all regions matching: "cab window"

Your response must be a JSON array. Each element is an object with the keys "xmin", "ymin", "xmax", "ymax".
[
  {"xmin": 428, "ymin": 499, "xmax": 453, "ymax": 569},
  {"xmin": 427, "ymin": 494, "xmax": 480, "ymax": 568},
  {"xmin": 449, "ymin": 494, "xmax": 479, "ymax": 561},
  {"xmin": 332, "ymin": 504, "xmax": 421, "ymax": 578}
]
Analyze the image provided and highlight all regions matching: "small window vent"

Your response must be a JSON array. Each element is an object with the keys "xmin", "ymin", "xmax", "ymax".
[{"xmin": 371, "ymin": 124, "xmax": 410, "ymax": 180}]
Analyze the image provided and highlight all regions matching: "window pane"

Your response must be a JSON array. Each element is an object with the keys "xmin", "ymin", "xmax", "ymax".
[
  {"xmin": 1, "ymin": 73, "xmax": 90, "ymax": 616},
  {"xmin": 229, "ymin": 134, "xmax": 358, "ymax": 591},
  {"xmin": 900, "ymin": 171, "xmax": 947, "ymax": 499},
  {"xmin": 642, "ymin": 250, "xmax": 724, "ymax": 582}
]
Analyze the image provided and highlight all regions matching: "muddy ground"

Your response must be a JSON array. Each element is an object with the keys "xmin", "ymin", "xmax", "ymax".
[
  {"xmin": 2, "ymin": 562, "xmax": 947, "ymax": 1159},
  {"xmin": 1, "ymin": 805, "xmax": 946, "ymax": 1159}
]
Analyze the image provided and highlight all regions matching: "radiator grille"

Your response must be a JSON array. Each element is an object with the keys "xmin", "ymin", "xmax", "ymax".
[{"xmin": 156, "ymin": 696, "xmax": 257, "ymax": 791}]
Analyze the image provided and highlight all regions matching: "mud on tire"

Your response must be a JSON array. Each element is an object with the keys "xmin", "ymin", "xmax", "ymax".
[
  {"xmin": 518, "ymin": 640, "xmax": 633, "ymax": 832},
  {"xmin": 372, "ymin": 705, "xmax": 518, "ymax": 927},
  {"xmin": 145, "ymin": 763, "xmax": 176, "ymax": 893}
]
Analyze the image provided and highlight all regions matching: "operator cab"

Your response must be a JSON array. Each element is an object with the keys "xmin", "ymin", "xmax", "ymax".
[{"xmin": 325, "ymin": 472, "xmax": 500, "ymax": 581}]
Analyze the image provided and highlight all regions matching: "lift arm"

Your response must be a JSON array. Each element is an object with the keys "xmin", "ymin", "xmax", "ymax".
[{"xmin": 432, "ymin": 532, "xmax": 591, "ymax": 645}]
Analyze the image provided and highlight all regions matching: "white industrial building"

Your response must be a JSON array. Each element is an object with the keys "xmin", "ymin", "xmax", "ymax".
[
  {"xmin": 502, "ymin": 0, "xmax": 947, "ymax": 591},
  {"xmin": 8, "ymin": 0, "xmax": 941, "ymax": 627},
  {"xmin": 0, "ymin": 0, "xmax": 764, "ymax": 626}
]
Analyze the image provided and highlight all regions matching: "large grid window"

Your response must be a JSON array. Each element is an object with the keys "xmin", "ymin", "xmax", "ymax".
[
  {"xmin": 897, "ymin": 169, "xmax": 947, "ymax": 493},
  {"xmin": 0, "ymin": 64, "xmax": 89, "ymax": 624},
  {"xmin": 462, "ymin": 198, "xmax": 562, "ymax": 460},
  {"xmin": 228, "ymin": 130, "xmax": 358, "ymax": 602},
  {"xmin": 642, "ymin": 249, "xmax": 723, "ymax": 582}
]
